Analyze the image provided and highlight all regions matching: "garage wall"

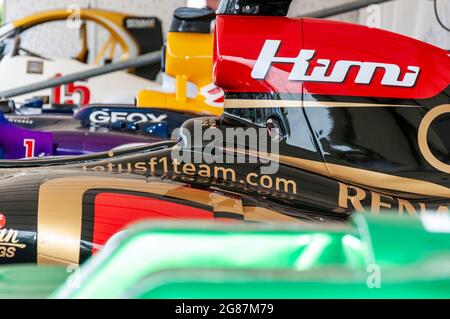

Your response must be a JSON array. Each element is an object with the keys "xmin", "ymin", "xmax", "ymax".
[
  {"xmin": 3, "ymin": 0, "xmax": 186, "ymax": 61},
  {"xmin": 289, "ymin": 0, "xmax": 360, "ymax": 23},
  {"xmin": 4, "ymin": 0, "xmax": 185, "ymax": 28},
  {"xmin": 3, "ymin": 0, "xmax": 449, "ymax": 57},
  {"xmin": 290, "ymin": 0, "xmax": 449, "ymax": 50},
  {"xmin": 188, "ymin": 0, "xmax": 449, "ymax": 50},
  {"xmin": 359, "ymin": 0, "xmax": 450, "ymax": 49}
]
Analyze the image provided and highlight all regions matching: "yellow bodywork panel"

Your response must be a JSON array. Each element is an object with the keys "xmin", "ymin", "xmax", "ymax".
[
  {"xmin": 166, "ymin": 32, "xmax": 214, "ymax": 86},
  {"xmin": 137, "ymin": 32, "xmax": 223, "ymax": 116}
]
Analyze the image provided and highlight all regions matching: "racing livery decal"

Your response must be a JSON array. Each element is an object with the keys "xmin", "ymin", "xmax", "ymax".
[
  {"xmin": 79, "ymin": 189, "xmax": 219, "ymax": 261},
  {"xmin": 89, "ymin": 110, "xmax": 168, "ymax": 124},
  {"xmin": 52, "ymin": 74, "xmax": 91, "ymax": 106},
  {"xmin": 200, "ymin": 83, "xmax": 225, "ymax": 108},
  {"xmin": 252, "ymin": 40, "xmax": 420, "ymax": 87},
  {"xmin": 0, "ymin": 213, "xmax": 27, "ymax": 259}
]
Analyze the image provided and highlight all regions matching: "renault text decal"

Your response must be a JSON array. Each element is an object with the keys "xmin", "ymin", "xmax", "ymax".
[{"xmin": 252, "ymin": 40, "xmax": 420, "ymax": 87}]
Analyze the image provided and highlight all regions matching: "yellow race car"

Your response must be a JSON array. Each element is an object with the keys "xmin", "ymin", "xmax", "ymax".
[
  {"xmin": 1, "ymin": 7, "xmax": 223, "ymax": 116},
  {"xmin": 136, "ymin": 7, "xmax": 223, "ymax": 116},
  {"xmin": 0, "ymin": 8, "xmax": 162, "ymax": 107}
]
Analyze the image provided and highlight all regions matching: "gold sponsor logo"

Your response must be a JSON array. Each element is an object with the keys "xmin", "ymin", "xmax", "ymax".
[
  {"xmin": 82, "ymin": 156, "xmax": 298, "ymax": 195},
  {"xmin": 418, "ymin": 104, "xmax": 450, "ymax": 174},
  {"xmin": 0, "ymin": 229, "xmax": 26, "ymax": 258},
  {"xmin": 338, "ymin": 182, "xmax": 449, "ymax": 215}
]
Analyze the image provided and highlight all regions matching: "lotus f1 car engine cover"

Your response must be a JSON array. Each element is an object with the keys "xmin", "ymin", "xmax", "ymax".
[{"xmin": 0, "ymin": 0, "xmax": 448, "ymax": 266}]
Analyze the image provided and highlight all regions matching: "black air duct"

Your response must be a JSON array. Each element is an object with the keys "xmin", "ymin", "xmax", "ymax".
[{"xmin": 217, "ymin": 0, "xmax": 293, "ymax": 16}]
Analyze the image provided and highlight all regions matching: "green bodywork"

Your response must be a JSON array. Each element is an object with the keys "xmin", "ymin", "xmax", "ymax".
[
  {"xmin": 0, "ymin": 265, "xmax": 70, "ymax": 299},
  {"xmin": 3, "ymin": 213, "xmax": 450, "ymax": 298}
]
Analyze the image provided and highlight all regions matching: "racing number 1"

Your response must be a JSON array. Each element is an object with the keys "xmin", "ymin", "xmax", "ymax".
[{"xmin": 23, "ymin": 139, "xmax": 35, "ymax": 158}]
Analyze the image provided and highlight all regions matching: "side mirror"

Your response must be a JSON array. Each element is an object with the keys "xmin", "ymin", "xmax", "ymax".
[{"xmin": 0, "ymin": 100, "xmax": 15, "ymax": 113}]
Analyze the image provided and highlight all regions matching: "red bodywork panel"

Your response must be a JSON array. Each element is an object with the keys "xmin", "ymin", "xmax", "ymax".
[
  {"xmin": 91, "ymin": 193, "xmax": 214, "ymax": 254},
  {"xmin": 214, "ymin": 16, "xmax": 450, "ymax": 99},
  {"xmin": 214, "ymin": 16, "xmax": 304, "ymax": 94}
]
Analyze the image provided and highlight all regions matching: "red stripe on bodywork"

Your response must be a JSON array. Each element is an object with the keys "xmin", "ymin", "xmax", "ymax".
[{"xmin": 91, "ymin": 192, "xmax": 214, "ymax": 253}]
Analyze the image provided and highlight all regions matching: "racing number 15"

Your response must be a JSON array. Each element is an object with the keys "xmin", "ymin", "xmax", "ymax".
[
  {"xmin": 23, "ymin": 139, "xmax": 35, "ymax": 158},
  {"xmin": 52, "ymin": 74, "xmax": 91, "ymax": 105}
]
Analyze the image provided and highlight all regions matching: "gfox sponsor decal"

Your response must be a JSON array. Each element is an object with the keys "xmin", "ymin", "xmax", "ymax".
[
  {"xmin": 0, "ymin": 213, "xmax": 26, "ymax": 259},
  {"xmin": 338, "ymin": 182, "xmax": 449, "ymax": 215},
  {"xmin": 89, "ymin": 110, "xmax": 168, "ymax": 124},
  {"xmin": 252, "ymin": 40, "xmax": 420, "ymax": 87},
  {"xmin": 82, "ymin": 156, "xmax": 298, "ymax": 195}
]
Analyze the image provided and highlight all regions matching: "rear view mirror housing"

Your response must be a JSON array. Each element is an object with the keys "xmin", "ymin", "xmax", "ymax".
[{"xmin": 0, "ymin": 100, "xmax": 15, "ymax": 114}]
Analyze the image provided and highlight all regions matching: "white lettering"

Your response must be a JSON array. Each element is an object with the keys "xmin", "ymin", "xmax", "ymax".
[
  {"xmin": 251, "ymin": 40, "xmax": 420, "ymax": 87},
  {"xmin": 89, "ymin": 111, "xmax": 168, "ymax": 124}
]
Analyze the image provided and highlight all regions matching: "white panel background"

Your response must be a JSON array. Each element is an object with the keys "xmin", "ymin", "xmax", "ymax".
[
  {"xmin": 2, "ymin": 0, "xmax": 449, "ymax": 57},
  {"xmin": 3, "ymin": 0, "xmax": 186, "ymax": 60},
  {"xmin": 289, "ymin": 0, "xmax": 360, "ymax": 23},
  {"xmin": 359, "ymin": 0, "xmax": 450, "ymax": 49},
  {"xmin": 290, "ymin": 0, "xmax": 449, "ymax": 49},
  {"xmin": 4, "ymin": 0, "xmax": 185, "ymax": 28}
]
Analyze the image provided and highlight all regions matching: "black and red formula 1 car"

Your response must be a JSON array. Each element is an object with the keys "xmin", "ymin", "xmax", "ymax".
[{"xmin": 0, "ymin": 0, "xmax": 448, "ymax": 266}]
